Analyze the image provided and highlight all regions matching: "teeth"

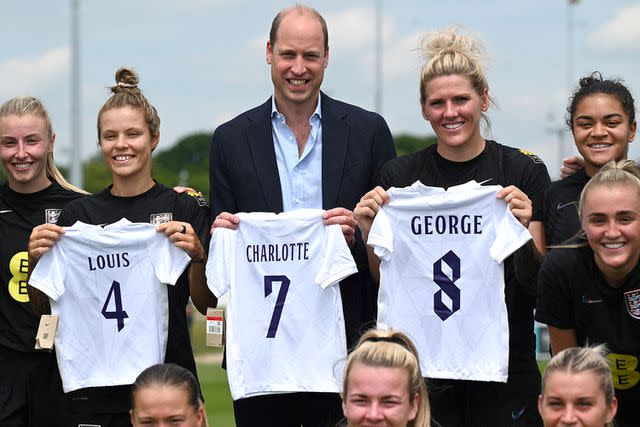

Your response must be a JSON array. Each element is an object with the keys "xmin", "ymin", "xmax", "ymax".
[
  {"xmin": 444, "ymin": 123, "xmax": 463, "ymax": 129},
  {"xmin": 13, "ymin": 163, "xmax": 30, "ymax": 169},
  {"xmin": 604, "ymin": 243, "xmax": 624, "ymax": 249},
  {"xmin": 289, "ymin": 79, "xmax": 306, "ymax": 86},
  {"xmin": 590, "ymin": 144, "xmax": 611, "ymax": 149},
  {"xmin": 114, "ymin": 155, "xmax": 131, "ymax": 161}
]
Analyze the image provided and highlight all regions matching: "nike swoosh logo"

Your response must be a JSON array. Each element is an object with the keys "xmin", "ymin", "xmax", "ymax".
[
  {"xmin": 557, "ymin": 202, "xmax": 577, "ymax": 210},
  {"xmin": 0, "ymin": 209, "xmax": 12, "ymax": 214},
  {"xmin": 581, "ymin": 295, "xmax": 603, "ymax": 304},
  {"xmin": 511, "ymin": 406, "xmax": 526, "ymax": 420}
]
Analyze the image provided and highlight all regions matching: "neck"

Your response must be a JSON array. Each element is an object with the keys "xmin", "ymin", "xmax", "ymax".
[
  {"xmin": 9, "ymin": 175, "xmax": 51, "ymax": 194},
  {"xmin": 597, "ymin": 257, "xmax": 638, "ymax": 289},
  {"xmin": 437, "ymin": 137, "xmax": 486, "ymax": 162},
  {"xmin": 110, "ymin": 174, "xmax": 155, "ymax": 197},
  {"xmin": 274, "ymin": 93, "xmax": 319, "ymax": 126}
]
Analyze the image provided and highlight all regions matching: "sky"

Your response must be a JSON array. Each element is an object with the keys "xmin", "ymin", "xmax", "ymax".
[{"xmin": 2, "ymin": 0, "xmax": 640, "ymax": 183}]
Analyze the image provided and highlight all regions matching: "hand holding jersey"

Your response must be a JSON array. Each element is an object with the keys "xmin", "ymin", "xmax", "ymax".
[
  {"xmin": 368, "ymin": 180, "xmax": 532, "ymax": 382},
  {"xmin": 206, "ymin": 209, "xmax": 358, "ymax": 400},
  {"xmin": 29, "ymin": 219, "xmax": 190, "ymax": 392}
]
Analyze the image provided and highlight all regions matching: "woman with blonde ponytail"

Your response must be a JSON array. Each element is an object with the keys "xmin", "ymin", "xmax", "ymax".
[
  {"xmin": 341, "ymin": 329, "xmax": 430, "ymax": 427},
  {"xmin": 537, "ymin": 160, "xmax": 640, "ymax": 426},
  {"xmin": 355, "ymin": 28, "xmax": 549, "ymax": 425},
  {"xmin": 0, "ymin": 96, "xmax": 86, "ymax": 426}
]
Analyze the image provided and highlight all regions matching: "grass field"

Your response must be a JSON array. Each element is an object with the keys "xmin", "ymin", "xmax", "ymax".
[{"xmin": 191, "ymin": 314, "xmax": 549, "ymax": 426}]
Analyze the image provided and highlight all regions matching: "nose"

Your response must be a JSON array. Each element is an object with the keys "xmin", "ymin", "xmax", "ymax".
[
  {"xmin": 559, "ymin": 405, "xmax": 578, "ymax": 423},
  {"xmin": 114, "ymin": 135, "xmax": 127, "ymax": 149},
  {"xmin": 15, "ymin": 141, "xmax": 27, "ymax": 158},
  {"xmin": 444, "ymin": 101, "xmax": 457, "ymax": 118},
  {"xmin": 592, "ymin": 122, "xmax": 607, "ymax": 137},
  {"xmin": 604, "ymin": 219, "xmax": 622, "ymax": 239},
  {"xmin": 291, "ymin": 55, "xmax": 306, "ymax": 75},
  {"xmin": 365, "ymin": 402, "xmax": 384, "ymax": 421}
]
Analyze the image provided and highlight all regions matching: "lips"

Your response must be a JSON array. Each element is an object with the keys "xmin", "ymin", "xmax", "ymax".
[
  {"xmin": 12, "ymin": 162, "xmax": 32, "ymax": 170},
  {"xmin": 588, "ymin": 143, "xmax": 612, "ymax": 149},
  {"xmin": 113, "ymin": 155, "xmax": 134, "ymax": 161},
  {"xmin": 443, "ymin": 122, "xmax": 463, "ymax": 130},
  {"xmin": 603, "ymin": 242, "xmax": 624, "ymax": 249}
]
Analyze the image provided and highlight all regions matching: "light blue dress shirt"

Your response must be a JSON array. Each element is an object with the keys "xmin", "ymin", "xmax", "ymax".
[{"xmin": 271, "ymin": 96, "xmax": 323, "ymax": 212}]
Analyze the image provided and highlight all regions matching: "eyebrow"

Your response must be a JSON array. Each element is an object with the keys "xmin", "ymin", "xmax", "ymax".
[{"xmin": 575, "ymin": 113, "xmax": 624, "ymax": 121}]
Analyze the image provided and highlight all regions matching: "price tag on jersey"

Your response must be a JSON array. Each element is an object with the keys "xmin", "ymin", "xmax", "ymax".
[{"xmin": 206, "ymin": 308, "xmax": 225, "ymax": 347}]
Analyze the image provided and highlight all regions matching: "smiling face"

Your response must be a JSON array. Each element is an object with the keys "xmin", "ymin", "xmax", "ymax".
[
  {"xmin": 572, "ymin": 93, "xmax": 636, "ymax": 177},
  {"xmin": 266, "ymin": 9, "xmax": 328, "ymax": 114},
  {"xmin": 130, "ymin": 385, "xmax": 204, "ymax": 427},
  {"xmin": 99, "ymin": 106, "xmax": 158, "ymax": 191},
  {"xmin": 421, "ymin": 74, "xmax": 489, "ymax": 161},
  {"xmin": 581, "ymin": 182, "xmax": 640, "ymax": 286},
  {"xmin": 342, "ymin": 363, "xmax": 419, "ymax": 427},
  {"xmin": 0, "ymin": 113, "xmax": 53, "ymax": 193},
  {"xmin": 538, "ymin": 370, "xmax": 617, "ymax": 427}
]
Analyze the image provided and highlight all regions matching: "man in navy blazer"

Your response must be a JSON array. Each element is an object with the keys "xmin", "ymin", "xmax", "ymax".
[{"xmin": 209, "ymin": 5, "xmax": 395, "ymax": 426}]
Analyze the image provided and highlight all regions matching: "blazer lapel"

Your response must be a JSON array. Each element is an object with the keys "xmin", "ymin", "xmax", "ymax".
[
  {"xmin": 246, "ymin": 98, "xmax": 284, "ymax": 213},
  {"xmin": 321, "ymin": 93, "xmax": 349, "ymax": 209}
]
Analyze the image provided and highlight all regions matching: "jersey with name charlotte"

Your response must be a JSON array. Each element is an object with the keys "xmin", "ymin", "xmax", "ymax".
[
  {"xmin": 206, "ymin": 209, "xmax": 358, "ymax": 400},
  {"xmin": 370, "ymin": 181, "xmax": 532, "ymax": 382},
  {"xmin": 29, "ymin": 219, "xmax": 190, "ymax": 392}
]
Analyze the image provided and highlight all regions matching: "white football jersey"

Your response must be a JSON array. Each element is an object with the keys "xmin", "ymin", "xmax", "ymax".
[
  {"xmin": 370, "ymin": 181, "xmax": 531, "ymax": 382},
  {"xmin": 29, "ymin": 219, "xmax": 190, "ymax": 392},
  {"xmin": 206, "ymin": 209, "xmax": 358, "ymax": 400}
]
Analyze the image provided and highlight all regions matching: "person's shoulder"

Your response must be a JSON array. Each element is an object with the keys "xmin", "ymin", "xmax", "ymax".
[
  {"xmin": 493, "ymin": 141, "xmax": 546, "ymax": 167},
  {"xmin": 322, "ymin": 93, "xmax": 386, "ymax": 123},
  {"xmin": 377, "ymin": 146, "xmax": 435, "ymax": 188},
  {"xmin": 213, "ymin": 98, "xmax": 271, "ymax": 134}
]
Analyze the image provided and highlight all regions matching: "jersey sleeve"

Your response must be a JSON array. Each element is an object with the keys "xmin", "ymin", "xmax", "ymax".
[
  {"xmin": 367, "ymin": 207, "xmax": 394, "ymax": 262},
  {"xmin": 147, "ymin": 231, "xmax": 191, "ymax": 286},
  {"xmin": 490, "ymin": 198, "xmax": 532, "ymax": 263},
  {"xmin": 29, "ymin": 237, "xmax": 68, "ymax": 301},
  {"xmin": 315, "ymin": 224, "xmax": 358, "ymax": 289},
  {"xmin": 205, "ymin": 228, "xmax": 233, "ymax": 298},
  {"xmin": 535, "ymin": 250, "xmax": 576, "ymax": 329}
]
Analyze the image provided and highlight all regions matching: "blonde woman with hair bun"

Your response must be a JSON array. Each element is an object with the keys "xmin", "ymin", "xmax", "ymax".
[
  {"xmin": 28, "ymin": 67, "xmax": 216, "ymax": 426},
  {"xmin": 341, "ymin": 329, "xmax": 430, "ymax": 427},
  {"xmin": 355, "ymin": 28, "xmax": 549, "ymax": 425}
]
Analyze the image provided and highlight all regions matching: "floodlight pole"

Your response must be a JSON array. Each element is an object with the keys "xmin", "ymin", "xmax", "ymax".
[
  {"xmin": 374, "ymin": 0, "xmax": 383, "ymax": 114},
  {"xmin": 70, "ymin": 0, "xmax": 83, "ymax": 188}
]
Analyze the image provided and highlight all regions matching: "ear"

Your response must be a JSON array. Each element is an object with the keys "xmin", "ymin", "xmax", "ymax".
[
  {"xmin": 537, "ymin": 394, "xmax": 543, "ymax": 416},
  {"xmin": 628, "ymin": 121, "xmax": 637, "ymax": 143},
  {"xmin": 266, "ymin": 40, "xmax": 273, "ymax": 65},
  {"xmin": 196, "ymin": 403, "xmax": 206, "ymax": 427},
  {"xmin": 606, "ymin": 397, "xmax": 618, "ymax": 423},
  {"xmin": 408, "ymin": 393, "xmax": 419, "ymax": 421},
  {"xmin": 323, "ymin": 46, "xmax": 329, "ymax": 69},
  {"xmin": 341, "ymin": 395, "xmax": 348, "ymax": 418},
  {"xmin": 421, "ymin": 102, "xmax": 429, "ymax": 122},
  {"xmin": 481, "ymin": 86, "xmax": 489, "ymax": 112},
  {"xmin": 129, "ymin": 409, "xmax": 135, "ymax": 425},
  {"xmin": 49, "ymin": 132, "xmax": 56, "ymax": 153},
  {"xmin": 150, "ymin": 133, "xmax": 160, "ymax": 152}
]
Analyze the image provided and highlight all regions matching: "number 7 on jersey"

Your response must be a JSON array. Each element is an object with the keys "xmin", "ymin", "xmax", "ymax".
[{"xmin": 264, "ymin": 275, "xmax": 291, "ymax": 338}]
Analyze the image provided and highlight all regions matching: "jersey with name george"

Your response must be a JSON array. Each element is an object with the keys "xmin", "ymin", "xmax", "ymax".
[
  {"xmin": 29, "ymin": 219, "xmax": 190, "ymax": 392},
  {"xmin": 206, "ymin": 209, "xmax": 358, "ymax": 400},
  {"xmin": 369, "ymin": 180, "xmax": 532, "ymax": 382}
]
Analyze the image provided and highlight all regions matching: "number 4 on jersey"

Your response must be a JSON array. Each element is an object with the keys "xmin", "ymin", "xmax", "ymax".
[
  {"xmin": 101, "ymin": 280, "xmax": 129, "ymax": 331},
  {"xmin": 264, "ymin": 275, "xmax": 291, "ymax": 338}
]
